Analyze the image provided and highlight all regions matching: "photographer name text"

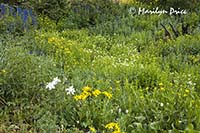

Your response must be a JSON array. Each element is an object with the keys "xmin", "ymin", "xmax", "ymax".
[{"xmin": 129, "ymin": 7, "xmax": 187, "ymax": 16}]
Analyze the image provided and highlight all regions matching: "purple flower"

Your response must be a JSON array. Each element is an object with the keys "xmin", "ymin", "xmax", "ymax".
[
  {"xmin": 23, "ymin": 9, "xmax": 28, "ymax": 23},
  {"xmin": 0, "ymin": 4, "xmax": 6, "ymax": 15},
  {"xmin": 17, "ymin": 7, "xmax": 22, "ymax": 16}
]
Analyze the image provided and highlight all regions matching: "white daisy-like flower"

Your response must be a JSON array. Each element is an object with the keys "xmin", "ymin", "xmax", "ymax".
[
  {"xmin": 52, "ymin": 77, "xmax": 61, "ymax": 84},
  {"xmin": 65, "ymin": 86, "xmax": 76, "ymax": 95},
  {"xmin": 46, "ymin": 77, "xmax": 61, "ymax": 90},
  {"xmin": 46, "ymin": 82, "xmax": 56, "ymax": 90}
]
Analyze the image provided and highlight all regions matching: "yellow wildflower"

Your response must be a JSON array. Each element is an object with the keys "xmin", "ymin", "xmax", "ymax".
[
  {"xmin": 48, "ymin": 37, "xmax": 56, "ymax": 43},
  {"xmin": 1, "ymin": 69, "xmax": 6, "ymax": 74},
  {"xmin": 92, "ymin": 89, "xmax": 101, "ymax": 97},
  {"xmin": 102, "ymin": 91, "xmax": 112, "ymax": 99},
  {"xmin": 160, "ymin": 87, "xmax": 165, "ymax": 91},
  {"xmin": 159, "ymin": 83, "xmax": 164, "ymax": 86},
  {"xmin": 81, "ymin": 92, "xmax": 91, "ymax": 100},
  {"xmin": 79, "ymin": 94, "xmax": 87, "ymax": 101},
  {"xmin": 82, "ymin": 86, "xmax": 92, "ymax": 92},
  {"xmin": 89, "ymin": 126, "xmax": 96, "ymax": 133},
  {"xmin": 105, "ymin": 122, "xmax": 121, "ymax": 133},
  {"xmin": 74, "ymin": 90, "xmax": 92, "ymax": 101},
  {"xmin": 105, "ymin": 122, "xmax": 116, "ymax": 129},
  {"xmin": 84, "ymin": 91, "xmax": 92, "ymax": 97},
  {"xmin": 185, "ymin": 89, "xmax": 190, "ymax": 93},
  {"xmin": 74, "ymin": 95, "xmax": 82, "ymax": 101}
]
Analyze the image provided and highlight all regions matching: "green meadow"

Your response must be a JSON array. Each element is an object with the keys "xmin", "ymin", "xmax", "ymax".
[{"xmin": 0, "ymin": 0, "xmax": 200, "ymax": 132}]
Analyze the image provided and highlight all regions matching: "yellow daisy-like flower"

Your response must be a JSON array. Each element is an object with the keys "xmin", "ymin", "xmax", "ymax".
[
  {"xmin": 82, "ymin": 86, "xmax": 92, "ymax": 92},
  {"xmin": 102, "ymin": 91, "xmax": 112, "ymax": 99},
  {"xmin": 105, "ymin": 122, "xmax": 121, "ymax": 133},
  {"xmin": 74, "ymin": 90, "xmax": 92, "ymax": 101},
  {"xmin": 79, "ymin": 94, "xmax": 87, "ymax": 101},
  {"xmin": 89, "ymin": 126, "xmax": 96, "ymax": 133},
  {"xmin": 83, "ymin": 91, "xmax": 92, "ymax": 98},
  {"xmin": 92, "ymin": 89, "xmax": 101, "ymax": 97},
  {"xmin": 105, "ymin": 122, "xmax": 116, "ymax": 129},
  {"xmin": 74, "ymin": 95, "xmax": 81, "ymax": 101}
]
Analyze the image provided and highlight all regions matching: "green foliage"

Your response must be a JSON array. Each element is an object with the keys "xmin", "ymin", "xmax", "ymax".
[
  {"xmin": 31, "ymin": 0, "xmax": 126, "ymax": 29},
  {"xmin": 32, "ymin": 0, "xmax": 67, "ymax": 23},
  {"xmin": 0, "ymin": 16, "xmax": 23, "ymax": 34},
  {"xmin": 137, "ymin": 0, "xmax": 200, "ymax": 10}
]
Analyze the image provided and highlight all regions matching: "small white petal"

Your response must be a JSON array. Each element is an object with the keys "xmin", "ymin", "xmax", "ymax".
[
  {"xmin": 118, "ymin": 108, "xmax": 122, "ymax": 113},
  {"xmin": 53, "ymin": 77, "xmax": 61, "ymax": 83},
  {"xmin": 46, "ymin": 82, "xmax": 55, "ymax": 90},
  {"xmin": 65, "ymin": 86, "xmax": 76, "ymax": 95},
  {"xmin": 125, "ymin": 109, "xmax": 129, "ymax": 114}
]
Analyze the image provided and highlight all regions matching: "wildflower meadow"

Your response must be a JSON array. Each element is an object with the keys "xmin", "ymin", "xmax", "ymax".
[{"xmin": 0, "ymin": 0, "xmax": 200, "ymax": 132}]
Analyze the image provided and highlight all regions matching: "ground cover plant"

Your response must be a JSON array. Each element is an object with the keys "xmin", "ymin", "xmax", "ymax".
[{"xmin": 0, "ymin": 0, "xmax": 200, "ymax": 132}]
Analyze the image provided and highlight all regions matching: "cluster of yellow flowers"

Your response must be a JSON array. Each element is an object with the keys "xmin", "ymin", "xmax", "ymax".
[
  {"xmin": 89, "ymin": 122, "xmax": 123, "ymax": 133},
  {"xmin": 48, "ymin": 37, "xmax": 71, "ymax": 55},
  {"xmin": 48, "ymin": 37, "xmax": 64, "ymax": 44},
  {"xmin": 105, "ymin": 122, "xmax": 121, "ymax": 133},
  {"xmin": 74, "ymin": 86, "xmax": 112, "ymax": 101}
]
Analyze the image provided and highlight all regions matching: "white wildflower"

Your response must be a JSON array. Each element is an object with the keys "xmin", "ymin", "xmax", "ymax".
[
  {"xmin": 65, "ymin": 86, "xmax": 76, "ymax": 95},
  {"xmin": 160, "ymin": 103, "xmax": 164, "ymax": 107},
  {"xmin": 46, "ymin": 77, "xmax": 61, "ymax": 90},
  {"xmin": 187, "ymin": 81, "xmax": 193, "ymax": 85},
  {"xmin": 118, "ymin": 108, "xmax": 122, "ymax": 113},
  {"xmin": 46, "ymin": 82, "xmax": 56, "ymax": 90},
  {"xmin": 53, "ymin": 77, "xmax": 61, "ymax": 84},
  {"xmin": 125, "ymin": 109, "xmax": 129, "ymax": 114}
]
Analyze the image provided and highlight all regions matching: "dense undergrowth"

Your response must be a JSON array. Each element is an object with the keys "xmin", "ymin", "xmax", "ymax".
[{"xmin": 0, "ymin": 0, "xmax": 200, "ymax": 132}]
